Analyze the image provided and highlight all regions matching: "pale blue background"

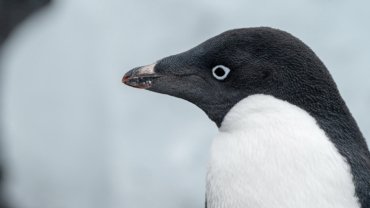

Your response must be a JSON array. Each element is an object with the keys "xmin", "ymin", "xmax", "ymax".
[{"xmin": 1, "ymin": 0, "xmax": 370, "ymax": 208}]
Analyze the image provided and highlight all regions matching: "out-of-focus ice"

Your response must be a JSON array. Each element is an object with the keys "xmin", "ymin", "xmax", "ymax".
[{"xmin": 1, "ymin": 0, "xmax": 369, "ymax": 208}]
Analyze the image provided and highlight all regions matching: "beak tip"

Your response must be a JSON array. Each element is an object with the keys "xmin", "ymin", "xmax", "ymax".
[
  {"xmin": 122, "ymin": 74, "xmax": 129, "ymax": 84},
  {"xmin": 122, "ymin": 64, "xmax": 157, "ymax": 89}
]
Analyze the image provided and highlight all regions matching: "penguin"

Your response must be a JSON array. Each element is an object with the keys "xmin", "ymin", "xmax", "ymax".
[{"xmin": 122, "ymin": 27, "xmax": 370, "ymax": 208}]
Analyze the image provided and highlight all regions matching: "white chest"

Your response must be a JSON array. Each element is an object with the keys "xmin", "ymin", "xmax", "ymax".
[{"xmin": 206, "ymin": 94, "xmax": 359, "ymax": 208}]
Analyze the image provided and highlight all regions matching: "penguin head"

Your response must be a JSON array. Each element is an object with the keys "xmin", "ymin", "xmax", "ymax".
[{"xmin": 123, "ymin": 27, "xmax": 334, "ymax": 126}]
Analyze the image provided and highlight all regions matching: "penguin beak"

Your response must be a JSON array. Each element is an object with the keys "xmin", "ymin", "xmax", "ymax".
[{"xmin": 122, "ymin": 64, "xmax": 161, "ymax": 89}]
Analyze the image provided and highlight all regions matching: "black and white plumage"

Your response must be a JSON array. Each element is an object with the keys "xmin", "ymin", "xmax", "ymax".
[{"xmin": 123, "ymin": 27, "xmax": 370, "ymax": 208}]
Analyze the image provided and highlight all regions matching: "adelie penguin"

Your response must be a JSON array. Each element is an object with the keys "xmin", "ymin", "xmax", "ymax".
[{"xmin": 123, "ymin": 27, "xmax": 370, "ymax": 208}]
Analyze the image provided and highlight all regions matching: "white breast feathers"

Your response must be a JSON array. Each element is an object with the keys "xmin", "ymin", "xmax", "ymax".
[{"xmin": 206, "ymin": 94, "xmax": 359, "ymax": 208}]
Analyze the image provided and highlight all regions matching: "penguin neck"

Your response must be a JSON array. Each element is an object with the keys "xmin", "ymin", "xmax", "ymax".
[
  {"xmin": 282, "ymin": 87, "xmax": 370, "ymax": 207},
  {"xmin": 207, "ymin": 94, "xmax": 360, "ymax": 208}
]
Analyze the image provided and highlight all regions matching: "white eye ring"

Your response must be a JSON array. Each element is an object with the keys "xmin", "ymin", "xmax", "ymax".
[{"xmin": 212, "ymin": 65, "xmax": 230, "ymax": 80}]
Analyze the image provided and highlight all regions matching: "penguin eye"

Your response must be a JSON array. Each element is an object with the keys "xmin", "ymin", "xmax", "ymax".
[{"xmin": 212, "ymin": 65, "xmax": 230, "ymax": 80}]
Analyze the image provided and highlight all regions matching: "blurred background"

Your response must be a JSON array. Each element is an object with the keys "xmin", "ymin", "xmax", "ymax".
[{"xmin": 0, "ymin": 0, "xmax": 369, "ymax": 208}]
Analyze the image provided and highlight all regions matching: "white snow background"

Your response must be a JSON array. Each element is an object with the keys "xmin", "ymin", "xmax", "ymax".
[{"xmin": 1, "ymin": 0, "xmax": 370, "ymax": 208}]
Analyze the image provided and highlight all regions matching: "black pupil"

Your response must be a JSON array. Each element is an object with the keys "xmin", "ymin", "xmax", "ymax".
[{"xmin": 214, "ymin": 67, "xmax": 225, "ymax": 77}]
